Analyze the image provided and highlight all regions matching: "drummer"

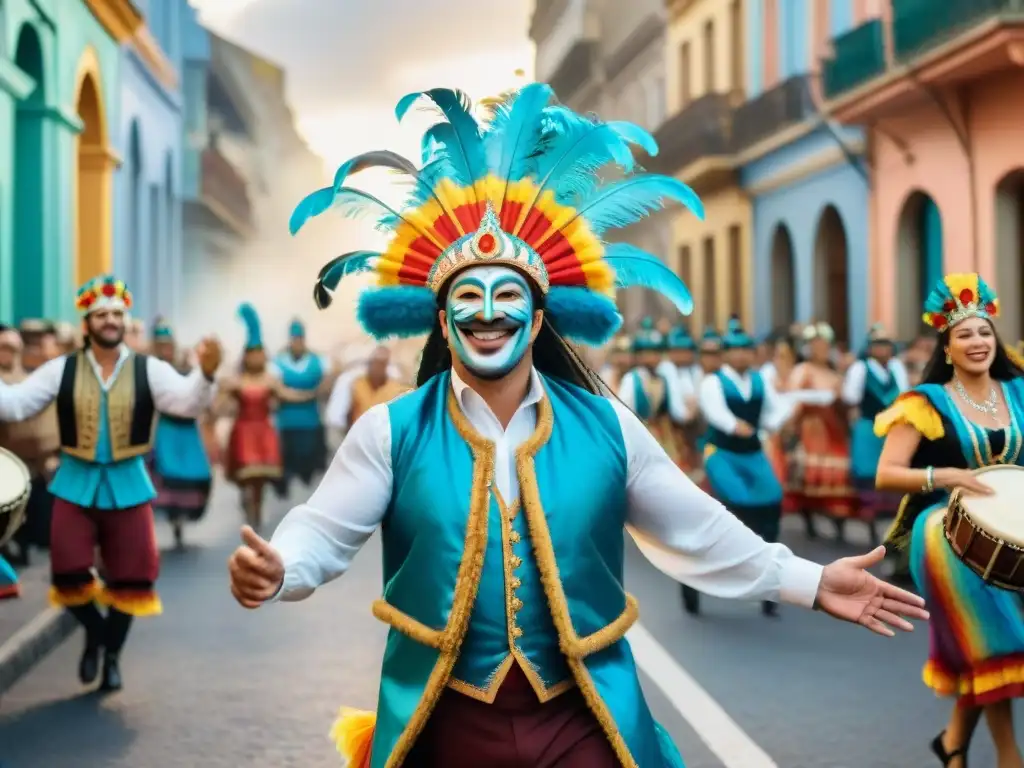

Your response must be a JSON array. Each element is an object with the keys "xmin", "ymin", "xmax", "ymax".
[{"xmin": 875, "ymin": 272, "xmax": 1024, "ymax": 767}]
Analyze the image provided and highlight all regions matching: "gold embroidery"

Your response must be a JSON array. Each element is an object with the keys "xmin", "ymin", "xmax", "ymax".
[
  {"xmin": 64, "ymin": 352, "xmax": 100, "ymax": 460},
  {"xmin": 517, "ymin": 393, "xmax": 640, "ymax": 768}
]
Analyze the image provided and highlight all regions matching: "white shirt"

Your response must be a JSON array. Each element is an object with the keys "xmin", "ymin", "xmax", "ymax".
[
  {"xmin": 698, "ymin": 365, "xmax": 793, "ymax": 435},
  {"xmin": 270, "ymin": 367, "xmax": 823, "ymax": 607},
  {"xmin": 0, "ymin": 346, "xmax": 216, "ymax": 422},
  {"xmin": 841, "ymin": 358, "xmax": 910, "ymax": 406},
  {"xmin": 324, "ymin": 363, "xmax": 404, "ymax": 430},
  {"xmin": 617, "ymin": 366, "xmax": 689, "ymax": 423}
]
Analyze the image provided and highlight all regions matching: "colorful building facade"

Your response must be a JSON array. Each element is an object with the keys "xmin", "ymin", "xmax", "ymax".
[
  {"xmin": 738, "ymin": 0, "xmax": 870, "ymax": 347},
  {"xmin": 0, "ymin": 0, "xmax": 139, "ymax": 324},
  {"xmin": 662, "ymin": 0, "xmax": 752, "ymax": 332},
  {"xmin": 114, "ymin": 0, "xmax": 189, "ymax": 324},
  {"xmin": 821, "ymin": 1, "xmax": 1024, "ymax": 341}
]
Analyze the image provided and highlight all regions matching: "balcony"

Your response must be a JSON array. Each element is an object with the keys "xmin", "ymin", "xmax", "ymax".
[
  {"xmin": 184, "ymin": 145, "xmax": 252, "ymax": 237},
  {"xmin": 649, "ymin": 93, "xmax": 735, "ymax": 189},
  {"xmin": 534, "ymin": 0, "xmax": 599, "ymax": 88},
  {"xmin": 549, "ymin": 40, "xmax": 598, "ymax": 103},
  {"xmin": 893, "ymin": 0, "xmax": 1024, "ymax": 62},
  {"xmin": 732, "ymin": 75, "xmax": 816, "ymax": 154},
  {"xmin": 822, "ymin": 19, "xmax": 886, "ymax": 100}
]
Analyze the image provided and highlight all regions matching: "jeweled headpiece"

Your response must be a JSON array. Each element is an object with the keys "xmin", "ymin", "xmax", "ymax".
[
  {"xmin": 290, "ymin": 84, "xmax": 703, "ymax": 346},
  {"xmin": 922, "ymin": 273, "xmax": 999, "ymax": 331},
  {"xmin": 75, "ymin": 275, "xmax": 133, "ymax": 316}
]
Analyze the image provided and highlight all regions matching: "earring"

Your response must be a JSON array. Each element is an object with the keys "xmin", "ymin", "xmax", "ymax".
[{"xmin": 945, "ymin": 352, "xmax": 952, "ymax": 364}]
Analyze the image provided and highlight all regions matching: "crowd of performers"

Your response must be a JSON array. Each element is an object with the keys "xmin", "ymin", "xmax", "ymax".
[{"xmin": 0, "ymin": 280, "xmax": 411, "ymax": 692}]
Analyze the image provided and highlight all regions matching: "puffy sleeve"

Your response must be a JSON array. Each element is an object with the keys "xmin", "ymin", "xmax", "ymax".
[{"xmin": 873, "ymin": 391, "xmax": 944, "ymax": 441}]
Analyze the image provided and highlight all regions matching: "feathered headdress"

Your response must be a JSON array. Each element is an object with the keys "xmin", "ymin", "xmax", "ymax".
[
  {"xmin": 922, "ymin": 273, "xmax": 999, "ymax": 331},
  {"xmin": 237, "ymin": 303, "xmax": 263, "ymax": 351},
  {"xmin": 76, "ymin": 275, "xmax": 133, "ymax": 316},
  {"xmin": 802, "ymin": 322, "xmax": 835, "ymax": 343},
  {"xmin": 722, "ymin": 315, "xmax": 753, "ymax": 349},
  {"xmin": 631, "ymin": 317, "xmax": 664, "ymax": 352},
  {"xmin": 291, "ymin": 84, "xmax": 703, "ymax": 346},
  {"xmin": 666, "ymin": 324, "xmax": 695, "ymax": 350}
]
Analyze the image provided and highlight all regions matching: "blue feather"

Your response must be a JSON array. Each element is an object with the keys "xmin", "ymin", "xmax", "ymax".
[
  {"xmin": 237, "ymin": 302, "xmax": 263, "ymax": 349},
  {"xmin": 545, "ymin": 287, "xmax": 622, "ymax": 346},
  {"xmin": 569, "ymin": 176, "xmax": 704, "ymax": 236},
  {"xmin": 289, "ymin": 187, "xmax": 336, "ymax": 235},
  {"xmin": 604, "ymin": 243, "xmax": 694, "ymax": 317},
  {"xmin": 483, "ymin": 83, "xmax": 554, "ymax": 192},
  {"xmin": 313, "ymin": 251, "xmax": 379, "ymax": 310},
  {"xmin": 331, "ymin": 150, "xmax": 418, "ymax": 190},
  {"xmin": 357, "ymin": 286, "xmax": 437, "ymax": 339},
  {"xmin": 395, "ymin": 89, "xmax": 486, "ymax": 188}
]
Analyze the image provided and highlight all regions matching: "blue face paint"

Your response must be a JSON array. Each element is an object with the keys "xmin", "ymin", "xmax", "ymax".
[{"xmin": 445, "ymin": 266, "xmax": 534, "ymax": 379}]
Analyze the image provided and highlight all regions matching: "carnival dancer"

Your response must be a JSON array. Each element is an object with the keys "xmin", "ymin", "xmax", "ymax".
[
  {"xmin": 221, "ymin": 304, "xmax": 314, "ymax": 532},
  {"xmin": 842, "ymin": 324, "xmax": 908, "ymax": 544},
  {"xmin": 149, "ymin": 320, "xmax": 213, "ymax": 548},
  {"xmin": 323, "ymin": 346, "xmax": 409, "ymax": 433},
  {"xmin": 784, "ymin": 322, "xmax": 856, "ymax": 542},
  {"xmin": 683, "ymin": 317, "xmax": 794, "ymax": 617},
  {"xmin": 227, "ymin": 85, "xmax": 925, "ymax": 768},
  {"xmin": 0, "ymin": 275, "xmax": 221, "ymax": 691},
  {"xmin": 876, "ymin": 273, "xmax": 1024, "ymax": 768},
  {"xmin": 271, "ymin": 319, "xmax": 331, "ymax": 499}
]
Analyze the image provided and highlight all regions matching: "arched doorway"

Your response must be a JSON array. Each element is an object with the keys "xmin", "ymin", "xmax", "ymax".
[
  {"xmin": 813, "ymin": 205, "xmax": 850, "ymax": 347},
  {"xmin": 125, "ymin": 120, "xmax": 142, "ymax": 301},
  {"xmin": 769, "ymin": 224, "xmax": 796, "ymax": 332},
  {"xmin": 13, "ymin": 24, "xmax": 46, "ymax": 321},
  {"xmin": 896, "ymin": 191, "xmax": 943, "ymax": 341},
  {"xmin": 995, "ymin": 169, "xmax": 1024, "ymax": 340},
  {"xmin": 74, "ymin": 51, "xmax": 113, "ymax": 286}
]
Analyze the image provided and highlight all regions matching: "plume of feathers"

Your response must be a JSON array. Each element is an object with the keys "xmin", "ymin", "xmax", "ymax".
[
  {"xmin": 604, "ymin": 244, "xmax": 693, "ymax": 318},
  {"xmin": 237, "ymin": 303, "xmax": 263, "ymax": 348},
  {"xmin": 313, "ymin": 251, "xmax": 379, "ymax": 309}
]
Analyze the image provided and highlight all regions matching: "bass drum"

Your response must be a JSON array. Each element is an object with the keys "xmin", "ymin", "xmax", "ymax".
[{"xmin": 0, "ymin": 447, "xmax": 30, "ymax": 547}]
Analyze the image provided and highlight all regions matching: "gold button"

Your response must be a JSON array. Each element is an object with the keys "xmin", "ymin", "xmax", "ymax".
[
  {"xmin": 511, "ymin": 597, "xmax": 523, "ymax": 612},
  {"xmin": 510, "ymin": 555, "xmax": 522, "ymax": 569},
  {"xmin": 509, "ymin": 531, "xmax": 521, "ymax": 544},
  {"xmin": 512, "ymin": 625, "xmax": 523, "ymax": 638},
  {"xmin": 510, "ymin": 577, "xmax": 522, "ymax": 589}
]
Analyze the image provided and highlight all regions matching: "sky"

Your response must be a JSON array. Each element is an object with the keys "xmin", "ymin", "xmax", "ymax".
[{"xmin": 190, "ymin": 0, "xmax": 536, "ymax": 174}]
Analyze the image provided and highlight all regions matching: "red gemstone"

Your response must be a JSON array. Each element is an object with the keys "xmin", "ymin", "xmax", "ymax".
[
  {"xmin": 959, "ymin": 288, "xmax": 974, "ymax": 304},
  {"xmin": 102, "ymin": 283, "xmax": 116, "ymax": 297},
  {"xmin": 477, "ymin": 233, "xmax": 496, "ymax": 253},
  {"xmin": 933, "ymin": 315, "xmax": 948, "ymax": 330}
]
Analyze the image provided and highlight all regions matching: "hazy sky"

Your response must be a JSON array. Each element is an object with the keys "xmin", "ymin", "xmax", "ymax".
[{"xmin": 192, "ymin": 0, "xmax": 535, "ymax": 171}]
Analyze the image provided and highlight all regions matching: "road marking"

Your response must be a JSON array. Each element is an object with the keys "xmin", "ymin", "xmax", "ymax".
[{"xmin": 627, "ymin": 622, "xmax": 777, "ymax": 768}]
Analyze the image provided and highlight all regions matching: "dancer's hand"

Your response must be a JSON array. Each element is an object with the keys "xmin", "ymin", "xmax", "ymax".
[
  {"xmin": 229, "ymin": 525, "xmax": 284, "ymax": 609},
  {"xmin": 815, "ymin": 546, "xmax": 929, "ymax": 636},
  {"xmin": 935, "ymin": 468, "xmax": 993, "ymax": 496},
  {"xmin": 733, "ymin": 420, "xmax": 755, "ymax": 437},
  {"xmin": 196, "ymin": 337, "xmax": 223, "ymax": 379}
]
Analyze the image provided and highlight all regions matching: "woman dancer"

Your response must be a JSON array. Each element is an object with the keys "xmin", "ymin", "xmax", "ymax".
[
  {"xmin": 876, "ymin": 273, "xmax": 1024, "ymax": 768},
  {"xmin": 785, "ymin": 322, "xmax": 856, "ymax": 541},
  {"xmin": 221, "ymin": 304, "xmax": 314, "ymax": 531},
  {"xmin": 149, "ymin": 320, "xmax": 213, "ymax": 548}
]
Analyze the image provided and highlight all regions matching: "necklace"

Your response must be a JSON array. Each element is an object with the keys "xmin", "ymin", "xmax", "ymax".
[{"xmin": 953, "ymin": 377, "xmax": 999, "ymax": 417}]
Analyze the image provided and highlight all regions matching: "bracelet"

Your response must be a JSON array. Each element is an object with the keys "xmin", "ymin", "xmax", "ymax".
[{"xmin": 923, "ymin": 466, "xmax": 935, "ymax": 493}]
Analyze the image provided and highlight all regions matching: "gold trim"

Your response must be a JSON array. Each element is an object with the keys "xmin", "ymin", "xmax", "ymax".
[
  {"xmin": 376, "ymin": 390, "xmax": 494, "ymax": 768},
  {"xmin": 371, "ymin": 598, "xmax": 446, "ymax": 650},
  {"xmin": 82, "ymin": 0, "xmax": 144, "ymax": 43},
  {"xmin": 516, "ymin": 393, "xmax": 640, "ymax": 767},
  {"xmin": 64, "ymin": 352, "xmax": 100, "ymax": 461}
]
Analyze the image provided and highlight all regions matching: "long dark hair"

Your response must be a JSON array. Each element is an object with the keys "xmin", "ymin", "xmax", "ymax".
[
  {"xmin": 415, "ymin": 285, "xmax": 603, "ymax": 393},
  {"xmin": 922, "ymin": 321, "xmax": 1024, "ymax": 384}
]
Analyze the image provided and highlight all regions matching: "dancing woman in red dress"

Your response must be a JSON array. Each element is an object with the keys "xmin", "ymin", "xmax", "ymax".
[{"xmin": 220, "ymin": 304, "xmax": 315, "ymax": 531}]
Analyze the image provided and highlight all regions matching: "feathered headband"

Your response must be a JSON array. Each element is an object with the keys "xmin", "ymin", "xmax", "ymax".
[
  {"xmin": 290, "ymin": 84, "xmax": 704, "ymax": 346},
  {"xmin": 76, "ymin": 275, "xmax": 133, "ymax": 316},
  {"xmin": 237, "ymin": 303, "xmax": 263, "ymax": 351},
  {"xmin": 922, "ymin": 273, "xmax": 998, "ymax": 331}
]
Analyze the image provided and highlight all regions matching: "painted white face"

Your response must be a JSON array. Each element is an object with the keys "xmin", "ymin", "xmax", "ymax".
[{"xmin": 445, "ymin": 265, "xmax": 534, "ymax": 379}]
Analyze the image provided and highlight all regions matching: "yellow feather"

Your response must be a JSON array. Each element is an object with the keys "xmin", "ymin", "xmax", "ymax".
[
  {"xmin": 330, "ymin": 708, "xmax": 376, "ymax": 768},
  {"xmin": 943, "ymin": 273, "xmax": 979, "ymax": 302}
]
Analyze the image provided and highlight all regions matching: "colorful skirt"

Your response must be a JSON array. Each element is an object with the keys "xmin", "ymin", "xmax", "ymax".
[
  {"xmin": 151, "ymin": 417, "xmax": 213, "ymax": 521},
  {"xmin": 910, "ymin": 505, "xmax": 1024, "ymax": 706},
  {"xmin": 0, "ymin": 552, "xmax": 19, "ymax": 600},
  {"xmin": 226, "ymin": 419, "xmax": 282, "ymax": 483},
  {"xmin": 784, "ymin": 407, "xmax": 856, "ymax": 518},
  {"xmin": 704, "ymin": 445, "xmax": 783, "ymax": 542},
  {"xmin": 850, "ymin": 419, "xmax": 903, "ymax": 519}
]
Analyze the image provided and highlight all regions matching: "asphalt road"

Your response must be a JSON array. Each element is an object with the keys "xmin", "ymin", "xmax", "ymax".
[{"xmin": 0, "ymin": 485, "xmax": 1020, "ymax": 767}]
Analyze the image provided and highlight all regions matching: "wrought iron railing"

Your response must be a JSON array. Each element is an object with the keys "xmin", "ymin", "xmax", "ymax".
[
  {"xmin": 822, "ymin": 18, "xmax": 886, "ymax": 99},
  {"xmin": 732, "ymin": 75, "xmax": 815, "ymax": 153},
  {"xmin": 201, "ymin": 146, "xmax": 251, "ymax": 229},
  {"xmin": 893, "ymin": 0, "xmax": 1024, "ymax": 61},
  {"xmin": 649, "ymin": 92, "xmax": 733, "ymax": 174}
]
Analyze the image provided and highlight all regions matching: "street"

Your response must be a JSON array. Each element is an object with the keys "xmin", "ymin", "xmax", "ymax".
[{"xmin": 0, "ymin": 484, "xmax": 1019, "ymax": 767}]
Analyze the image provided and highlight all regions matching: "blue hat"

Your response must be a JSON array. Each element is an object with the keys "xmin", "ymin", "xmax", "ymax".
[
  {"xmin": 289, "ymin": 318, "xmax": 305, "ymax": 338},
  {"xmin": 152, "ymin": 318, "xmax": 173, "ymax": 341},
  {"xmin": 631, "ymin": 317, "xmax": 665, "ymax": 352},
  {"xmin": 237, "ymin": 303, "xmax": 263, "ymax": 350},
  {"xmin": 666, "ymin": 324, "xmax": 695, "ymax": 350},
  {"xmin": 722, "ymin": 315, "xmax": 754, "ymax": 349},
  {"xmin": 700, "ymin": 325, "xmax": 722, "ymax": 351}
]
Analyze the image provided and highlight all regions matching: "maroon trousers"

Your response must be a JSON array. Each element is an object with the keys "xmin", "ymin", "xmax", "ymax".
[{"xmin": 404, "ymin": 663, "xmax": 619, "ymax": 767}]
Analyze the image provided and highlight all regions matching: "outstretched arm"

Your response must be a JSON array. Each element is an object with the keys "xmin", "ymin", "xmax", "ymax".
[
  {"xmin": 0, "ymin": 357, "xmax": 65, "ymax": 422},
  {"xmin": 147, "ymin": 357, "xmax": 216, "ymax": 418}
]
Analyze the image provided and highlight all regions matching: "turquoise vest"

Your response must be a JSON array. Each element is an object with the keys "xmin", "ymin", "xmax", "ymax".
[
  {"xmin": 368, "ymin": 371, "xmax": 683, "ymax": 768},
  {"xmin": 274, "ymin": 353, "xmax": 324, "ymax": 430}
]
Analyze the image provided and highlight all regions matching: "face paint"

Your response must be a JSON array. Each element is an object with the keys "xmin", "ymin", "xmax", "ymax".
[{"xmin": 446, "ymin": 265, "xmax": 534, "ymax": 379}]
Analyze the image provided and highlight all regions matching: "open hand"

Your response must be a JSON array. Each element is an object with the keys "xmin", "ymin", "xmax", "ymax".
[
  {"xmin": 816, "ymin": 546, "xmax": 929, "ymax": 636},
  {"xmin": 196, "ymin": 336, "xmax": 223, "ymax": 379},
  {"xmin": 228, "ymin": 525, "xmax": 284, "ymax": 609},
  {"xmin": 935, "ymin": 467, "xmax": 993, "ymax": 496}
]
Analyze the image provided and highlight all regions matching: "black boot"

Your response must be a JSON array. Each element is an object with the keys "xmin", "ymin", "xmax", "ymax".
[
  {"xmin": 801, "ymin": 511, "xmax": 818, "ymax": 539},
  {"xmin": 100, "ymin": 608, "xmax": 133, "ymax": 692},
  {"xmin": 67, "ymin": 603, "xmax": 105, "ymax": 685},
  {"xmin": 681, "ymin": 585, "xmax": 701, "ymax": 616},
  {"xmin": 761, "ymin": 601, "xmax": 779, "ymax": 617}
]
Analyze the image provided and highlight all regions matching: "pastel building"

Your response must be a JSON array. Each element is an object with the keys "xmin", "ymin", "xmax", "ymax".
[
  {"xmin": 0, "ymin": 0, "xmax": 141, "ymax": 324},
  {"xmin": 114, "ymin": 0, "xmax": 193, "ymax": 324},
  {"xmin": 821, "ymin": 1, "xmax": 1024, "ymax": 341},
  {"xmin": 661, "ymin": 0, "xmax": 751, "ymax": 332},
  {"xmin": 738, "ymin": 0, "xmax": 870, "ymax": 346}
]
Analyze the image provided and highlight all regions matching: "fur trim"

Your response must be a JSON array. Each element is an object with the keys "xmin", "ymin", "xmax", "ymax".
[
  {"xmin": 357, "ymin": 286, "xmax": 437, "ymax": 339},
  {"xmin": 544, "ymin": 287, "xmax": 622, "ymax": 346}
]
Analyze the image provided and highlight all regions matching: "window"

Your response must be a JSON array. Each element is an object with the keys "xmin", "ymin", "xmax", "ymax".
[
  {"xmin": 679, "ymin": 42, "xmax": 691, "ymax": 106},
  {"xmin": 702, "ymin": 236, "xmax": 717, "ymax": 326},
  {"xmin": 703, "ymin": 19, "xmax": 715, "ymax": 93},
  {"xmin": 728, "ymin": 225, "xmax": 743, "ymax": 319},
  {"xmin": 730, "ymin": 0, "xmax": 743, "ymax": 94}
]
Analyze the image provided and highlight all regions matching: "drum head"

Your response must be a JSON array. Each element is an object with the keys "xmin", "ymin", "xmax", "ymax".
[
  {"xmin": 959, "ymin": 465, "xmax": 1024, "ymax": 546},
  {"xmin": 0, "ymin": 447, "xmax": 29, "ymax": 507}
]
